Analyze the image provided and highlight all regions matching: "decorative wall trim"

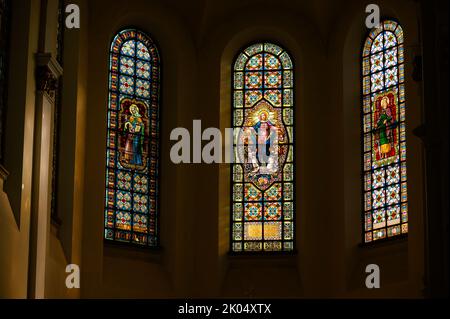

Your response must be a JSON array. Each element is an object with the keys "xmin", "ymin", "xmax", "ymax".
[{"xmin": 35, "ymin": 53, "xmax": 63, "ymax": 101}]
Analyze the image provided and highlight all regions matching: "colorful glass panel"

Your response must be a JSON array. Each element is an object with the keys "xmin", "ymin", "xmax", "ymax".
[
  {"xmin": 105, "ymin": 29, "xmax": 160, "ymax": 247},
  {"xmin": 362, "ymin": 20, "xmax": 408, "ymax": 243},
  {"xmin": 231, "ymin": 43, "xmax": 295, "ymax": 252}
]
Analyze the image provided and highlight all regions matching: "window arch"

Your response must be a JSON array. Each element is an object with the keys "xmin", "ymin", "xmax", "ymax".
[
  {"xmin": 104, "ymin": 29, "xmax": 160, "ymax": 247},
  {"xmin": 231, "ymin": 43, "xmax": 295, "ymax": 253},
  {"xmin": 362, "ymin": 20, "xmax": 408, "ymax": 243}
]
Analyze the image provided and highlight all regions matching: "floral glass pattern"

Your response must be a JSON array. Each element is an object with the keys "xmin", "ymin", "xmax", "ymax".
[
  {"xmin": 362, "ymin": 20, "xmax": 408, "ymax": 243},
  {"xmin": 105, "ymin": 29, "xmax": 160, "ymax": 246},
  {"xmin": 232, "ymin": 43, "xmax": 295, "ymax": 252}
]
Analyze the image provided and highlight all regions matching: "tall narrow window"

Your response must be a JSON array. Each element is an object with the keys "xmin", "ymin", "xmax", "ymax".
[
  {"xmin": 362, "ymin": 20, "xmax": 408, "ymax": 243},
  {"xmin": 231, "ymin": 43, "xmax": 295, "ymax": 253},
  {"xmin": 50, "ymin": 0, "xmax": 66, "ymax": 224},
  {"xmin": 104, "ymin": 29, "xmax": 160, "ymax": 247}
]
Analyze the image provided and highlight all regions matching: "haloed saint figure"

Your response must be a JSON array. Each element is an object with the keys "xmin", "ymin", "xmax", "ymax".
[
  {"xmin": 119, "ymin": 99, "xmax": 149, "ymax": 170},
  {"xmin": 376, "ymin": 96, "xmax": 393, "ymax": 159},
  {"xmin": 250, "ymin": 110, "xmax": 278, "ymax": 174},
  {"xmin": 124, "ymin": 104, "xmax": 144, "ymax": 165},
  {"xmin": 372, "ymin": 91, "xmax": 398, "ymax": 166},
  {"xmin": 238, "ymin": 100, "xmax": 288, "ymax": 190}
]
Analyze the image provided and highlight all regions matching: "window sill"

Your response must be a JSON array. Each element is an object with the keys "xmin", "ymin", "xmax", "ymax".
[
  {"xmin": 227, "ymin": 250, "xmax": 298, "ymax": 267},
  {"xmin": 103, "ymin": 239, "xmax": 164, "ymax": 263},
  {"xmin": 358, "ymin": 234, "xmax": 408, "ymax": 249},
  {"xmin": 357, "ymin": 234, "xmax": 408, "ymax": 259}
]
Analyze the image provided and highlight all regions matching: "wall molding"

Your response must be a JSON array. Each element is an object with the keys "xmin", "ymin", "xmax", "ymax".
[{"xmin": 35, "ymin": 53, "xmax": 63, "ymax": 102}]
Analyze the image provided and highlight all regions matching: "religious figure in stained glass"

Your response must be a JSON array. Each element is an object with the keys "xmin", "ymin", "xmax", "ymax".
[
  {"xmin": 373, "ymin": 92, "xmax": 397, "ymax": 162},
  {"xmin": 238, "ymin": 101, "xmax": 287, "ymax": 187},
  {"xmin": 104, "ymin": 29, "xmax": 160, "ymax": 247},
  {"xmin": 362, "ymin": 20, "xmax": 408, "ymax": 243},
  {"xmin": 251, "ymin": 111, "xmax": 273, "ymax": 171},
  {"xmin": 119, "ymin": 99, "xmax": 148, "ymax": 170},
  {"xmin": 124, "ymin": 105, "xmax": 144, "ymax": 165},
  {"xmin": 231, "ymin": 43, "xmax": 295, "ymax": 252}
]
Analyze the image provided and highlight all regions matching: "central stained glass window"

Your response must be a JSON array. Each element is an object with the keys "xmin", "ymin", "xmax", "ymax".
[
  {"xmin": 104, "ymin": 29, "xmax": 160, "ymax": 247},
  {"xmin": 231, "ymin": 43, "xmax": 295, "ymax": 252}
]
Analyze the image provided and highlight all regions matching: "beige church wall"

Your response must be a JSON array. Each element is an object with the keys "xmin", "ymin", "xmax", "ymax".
[
  {"xmin": 337, "ymin": 0, "xmax": 425, "ymax": 297},
  {"xmin": 0, "ymin": 0, "xmax": 88, "ymax": 299},
  {"xmin": 44, "ymin": 227, "xmax": 71, "ymax": 298},
  {"xmin": 42, "ymin": 0, "xmax": 60, "ymax": 58},
  {"xmin": 0, "ymin": 0, "xmax": 41, "ymax": 298},
  {"xmin": 81, "ymin": 0, "xmax": 198, "ymax": 298},
  {"xmin": 43, "ymin": 0, "xmax": 88, "ymax": 299}
]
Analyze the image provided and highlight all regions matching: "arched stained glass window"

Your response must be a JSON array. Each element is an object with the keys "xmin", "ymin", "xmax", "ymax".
[
  {"xmin": 362, "ymin": 20, "xmax": 408, "ymax": 243},
  {"xmin": 231, "ymin": 43, "xmax": 295, "ymax": 253},
  {"xmin": 104, "ymin": 29, "xmax": 160, "ymax": 247}
]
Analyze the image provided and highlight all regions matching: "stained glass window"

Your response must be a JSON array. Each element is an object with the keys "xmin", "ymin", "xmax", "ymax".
[
  {"xmin": 51, "ymin": 0, "xmax": 65, "ymax": 224},
  {"xmin": 104, "ymin": 29, "xmax": 160, "ymax": 247},
  {"xmin": 231, "ymin": 43, "xmax": 295, "ymax": 252},
  {"xmin": 362, "ymin": 20, "xmax": 408, "ymax": 243}
]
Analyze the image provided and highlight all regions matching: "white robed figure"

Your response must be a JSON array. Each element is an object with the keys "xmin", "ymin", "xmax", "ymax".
[{"xmin": 247, "ymin": 110, "xmax": 279, "ymax": 175}]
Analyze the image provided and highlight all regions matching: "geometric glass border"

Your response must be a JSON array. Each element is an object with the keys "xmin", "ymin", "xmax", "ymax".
[
  {"xmin": 361, "ymin": 20, "xmax": 408, "ymax": 243},
  {"xmin": 231, "ymin": 42, "xmax": 296, "ymax": 252},
  {"xmin": 104, "ymin": 29, "xmax": 160, "ymax": 247}
]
